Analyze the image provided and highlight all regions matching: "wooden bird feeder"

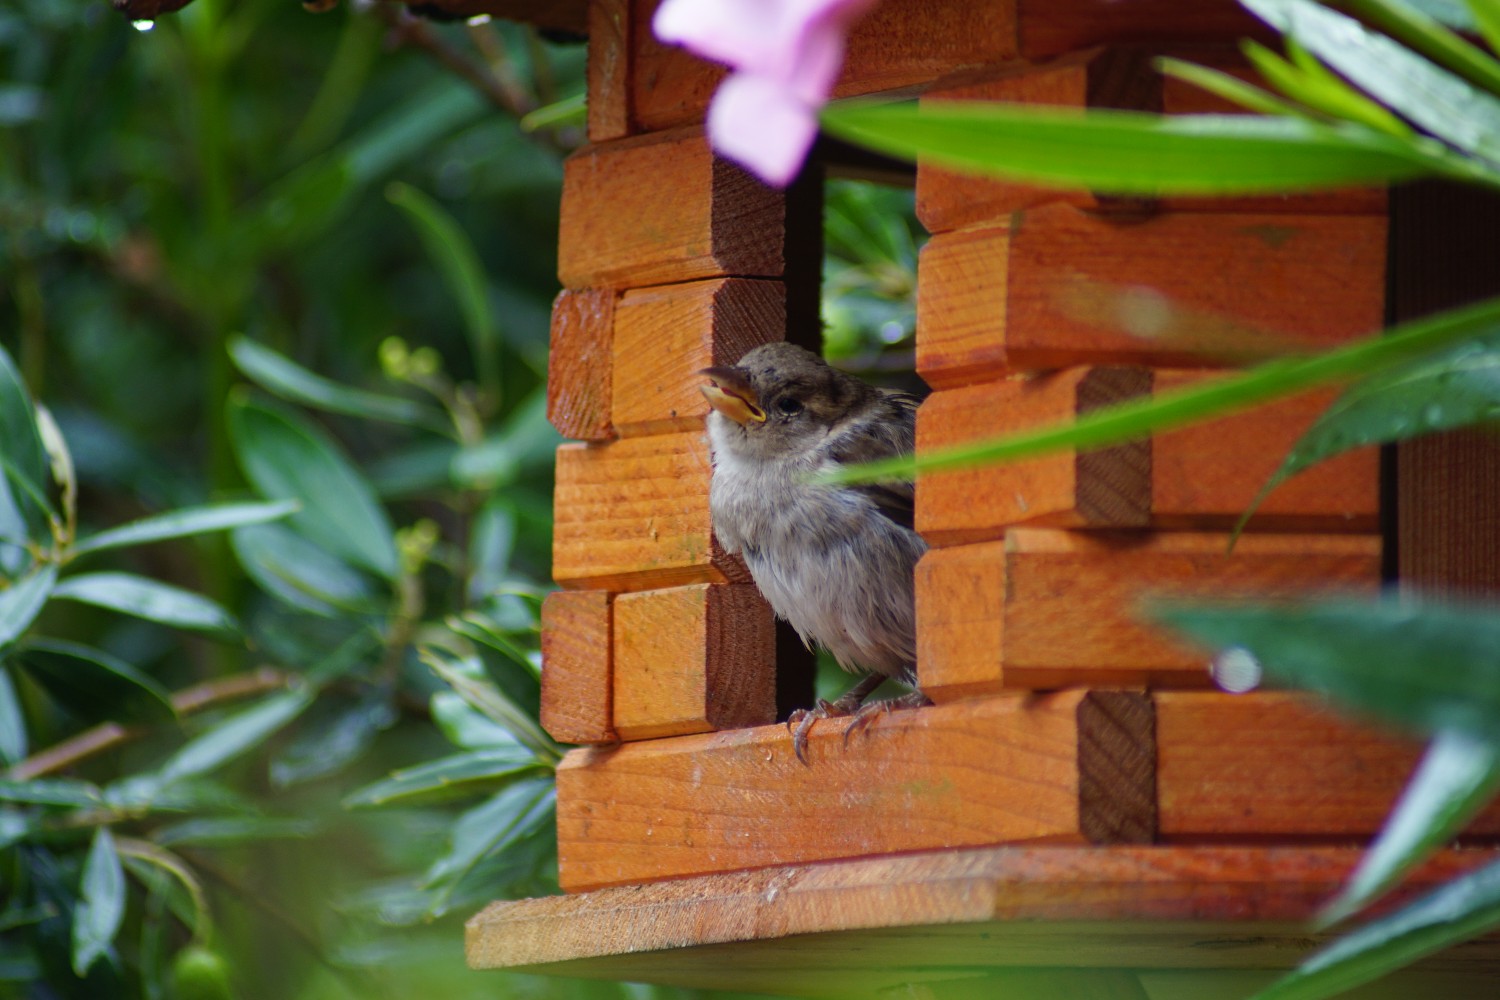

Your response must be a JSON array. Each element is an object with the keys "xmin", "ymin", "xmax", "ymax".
[{"xmin": 444, "ymin": 0, "xmax": 1500, "ymax": 994}]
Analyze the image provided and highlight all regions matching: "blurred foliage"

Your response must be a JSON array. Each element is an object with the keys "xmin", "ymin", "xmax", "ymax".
[{"xmin": 0, "ymin": 2, "xmax": 770, "ymax": 999}]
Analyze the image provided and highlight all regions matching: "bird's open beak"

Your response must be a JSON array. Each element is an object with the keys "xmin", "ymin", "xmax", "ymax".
[{"xmin": 699, "ymin": 366, "xmax": 766, "ymax": 425}]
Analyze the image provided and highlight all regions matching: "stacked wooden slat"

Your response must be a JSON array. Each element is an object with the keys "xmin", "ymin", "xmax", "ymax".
[{"xmin": 532, "ymin": 0, "xmax": 1489, "ymax": 899}]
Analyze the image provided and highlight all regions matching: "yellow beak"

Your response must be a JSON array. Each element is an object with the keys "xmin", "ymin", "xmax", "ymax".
[{"xmin": 699, "ymin": 367, "xmax": 766, "ymax": 425}]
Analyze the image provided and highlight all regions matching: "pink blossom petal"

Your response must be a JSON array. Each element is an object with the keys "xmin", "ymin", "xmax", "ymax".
[
  {"xmin": 653, "ymin": 0, "xmax": 784, "ymax": 72},
  {"xmin": 708, "ymin": 73, "xmax": 819, "ymax": 187}
]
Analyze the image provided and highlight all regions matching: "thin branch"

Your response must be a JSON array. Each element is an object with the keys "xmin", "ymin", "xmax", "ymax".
[
  {"xmin": 6, "ymin": 666, "xmax": 290, "ymax": 781},
  {"xmin": 370, "ymin": 2, "xmax": 530, "ymax": 118}
]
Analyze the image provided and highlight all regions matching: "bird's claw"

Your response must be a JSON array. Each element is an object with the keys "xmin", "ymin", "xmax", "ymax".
[{"xmin": 786, "ymin": 687, "xmax": 931, "ymax": 765}]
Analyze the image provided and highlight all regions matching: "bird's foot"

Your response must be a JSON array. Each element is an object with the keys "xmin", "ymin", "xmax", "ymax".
[{"xmin": 785, "ymin": 675, "xmax": 928, "ymax": 765}]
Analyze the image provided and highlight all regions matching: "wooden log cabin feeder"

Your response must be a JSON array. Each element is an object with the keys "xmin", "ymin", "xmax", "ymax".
[{"xmin": 438, "ymin": 0, "xmax": 1500, "ymax": 995}]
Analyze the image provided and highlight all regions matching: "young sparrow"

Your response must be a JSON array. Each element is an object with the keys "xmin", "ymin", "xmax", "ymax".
[{"xmin": 700, "ymin": 342, "xmax": 929, "ymax": 763}]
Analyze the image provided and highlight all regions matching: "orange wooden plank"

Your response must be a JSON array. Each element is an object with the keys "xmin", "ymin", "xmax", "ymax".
[
  {"xmin": 611, "ymin": 278, "xmax": 782, "ymax": 437},
  {"xmin": 1157, "ymin": 691, "xmax": 1500, "ymax": 838},
  {"xmin": 917, "ymin": 206, "xmax": 1386, "ymax": 380},
  {"xmin": 612, "ymin": 583, "xmax": 776, "ymax": 741},
  {"xmin": 916, "ymin": 368, "xmax": 1152, "ymax": 545},
  {"xmin": 632, "ymin": 0, "xmax": 1019, "ymax": 133},
  {"xmin": 552, "ymin": 433, "xmax": 750, "ymax": 591},
  {"xmin": 468, "ymin": 845, "xmax": 1500, "ymax": 998},
  {"xmin": 587, "ymin": 0, "xmax": 630, "ymax": 142},
  {"xmin": 914, "ymin": 530, "xmax": 1381, "ymax": 698},
  {"xmin": 555, "ymin": 690, "xmax": 1155, "ymax": 891},
  {"xmin": 915, "ymin": 224, "xmax": 1011, "ymax": 389},
  {"xmin": 547, "ymin": 288, "xmax": 616, "ymax": 441},
  {"xmin": 1016, "ymin": 0, "xmax": 1267, "ymax": 58},
  {"xmin": 1151, "ymin": 372, "xmax": 1378, "ymax": 531},
  {"xmin": 915, "ymin": 370, "xmax": 1378, "ymax": 542},
  {"xmin": 540, "ymin": 590, "xmax": 616, "ymax": 745},
  {"xmin": 558, "ymin": 129, "xmax": 783, "ymax": 288}
]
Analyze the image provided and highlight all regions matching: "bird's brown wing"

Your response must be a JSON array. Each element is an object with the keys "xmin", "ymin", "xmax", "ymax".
[{"xmin": 828, "ymin": 390, "xmax": 920, "ymax": 532}]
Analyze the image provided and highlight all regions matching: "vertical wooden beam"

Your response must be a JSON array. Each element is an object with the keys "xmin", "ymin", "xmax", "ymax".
[
  {"xmin": 587, "ymin": 0, "xmax": 630, "ymax": 142},
  {"xmin": 541, "ymin": 590, "xmax": 617, "ymax": 745},
  {"xmin": 1391, "ymin": 181, "xmax": 1500, "ymax": 596},
  {"xmin": 548, "ymin": 288, "xmax": 617, "ymax": 441}
]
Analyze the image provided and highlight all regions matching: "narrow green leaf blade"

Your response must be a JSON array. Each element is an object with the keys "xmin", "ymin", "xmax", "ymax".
[
  {"xmin": 0, "ymin": 777, "xmax": 103, "ymax": 807},
  {"xmin": 72, "ymin": 827, "xmax": 125, "ymax": 976},
  {"xmin": 1344, "ymin": 0, "xmax": 1500, "ymax": 96},
  {"xmin": 156, "ymin": 687, "xmax": 313, "ymax": 785},
  {"xmin": 52, "ymin": 572, "xmax": 239, "ymax": 634},
  {"xmin": 1253, "ymin": 859, "xmax": 1500, "ymax": 1000},
  {"xmin": 230, "ymin": 522, "xmax": 382, "ymax": 616},
  {"xmin": 386, "ymin": 182, "xmax": 498, "ymax": 392},
  {"xmin": 819, "ymin": 101, "xmax": 1448, "ymax": 196},
  {"xmin": 342, "ymin": 746, "xmax": 541, "ymax": 808},
  {"xmin": 1153, "ymin": 598, "xmax": 1500, "ymax": 741},
  {"xmin": 1249, "ymin": 0, "xmax": 1500, "ymax": 162},
  {"xmin": 228, "ymin": 336, "xmax": 446, "ymax": 432},
  {"xmin": 0, "ymin": 343, "xmax": 48, "ymax": 509},
  {"xmin": 826, "ymin": 296, "xmax": 1500, "ymax": 485},
  {"xmin": 0, "ymin": 563, "xmax": 57, "ymax": 649},
  {"xmin": 18, "ymin": 639, "xmax": 174, "ymax": 724},
  {"xmin": 420, "ymin": 778, "xmax": 554, "ymax": 911},
  {"xmin": 70, "ymin": 500, "xmax": 298, "ymax": 558},
  {"xmin": 153, "ymin": 816, "xmax": 318, "ymax": 847},
  {"xmin": 0, "ymin": 666, "xmax": 24, "ymax": 763},
  {"xmin": 228, "ymin": 395, "xmax": 398, "ymax": 580},
  {"xmin": 1321, "ymin": 731, "xmax": 1500, "ymax": 927}
]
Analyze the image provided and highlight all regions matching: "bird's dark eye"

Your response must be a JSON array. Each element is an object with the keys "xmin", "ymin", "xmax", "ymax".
[{"xmin": 776, "ymin": 397, "xmax": 803, "ymax": 416}]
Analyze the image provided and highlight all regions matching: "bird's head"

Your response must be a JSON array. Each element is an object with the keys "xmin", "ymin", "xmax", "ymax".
[{"xmin": 699, "ymin": 342, "xmax": 876, "ymax": 461}]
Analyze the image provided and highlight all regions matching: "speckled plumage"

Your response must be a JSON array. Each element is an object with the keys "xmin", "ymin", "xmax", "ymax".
[{"xmin": 703, "ymin": 342, "xmax": 927, "ymax": 686}]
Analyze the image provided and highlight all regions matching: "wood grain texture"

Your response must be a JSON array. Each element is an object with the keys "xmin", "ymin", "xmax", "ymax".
[
  {"xmin": 916, "ymin": 368, "xmax": 1152, "ymax": 544},
  {"xmin": 1157, "ymin": 691, "xmax": 1500, "ymax": 837},
  {"xmin": 1151, "ymin": 372, "xmax": 1378, "ymax": 531},
  {"xmin": 632, "ymin": 0, "xmax": 1018, "ymax": 133},
  {"xmin": 611, "ymin": 278, "xmax": 782, "ymax": 437},
  {"xmin": 1005, "ymin": 204, "xmax": 1387, "ymax": 370},
  {"xmin": 468, "ymin": 845, "xmax": 1500, "ymax": 997},
  {"xmin": 554, "ymin": 691, "xmax": 1155, "ymax": 891},
  {"xmin": 1016, "ymin": 0, "xmax": 1267, "ymax": 58},
  {"xmin": 547, "ymin": 288, "xmax": 616, "ymax": 441},
  {"xmin": 540, "ymin": 590, "xmax": 616, "ymax": 745},
  {"xmin": 917, "ymin": 50, "xmax": 1163, "ymax": 233},
  {"xmin": 914, "ymin": 530, "xmax": 1382, "ymax": 696},
  {"xmin": 612, "ymin": 583, "xmax": 776, "ymax": 741},
  {"xmin": 557, "ymin": 129, "xmax": 783, "ymax": 288},
  {"xmin": 552, "ymin": 433, "xmax": 749, "ymax": 591},
  {"xmin": 915, "ymin": 224, "xmax": 1011, "ymax": 389},
  {"xmin": 915, "ymin": 369, "xmax": 1378, "ymax": 541},
  {"xmin": 586, "ymin": 0, "xmax": 629, "ymax": 142}
]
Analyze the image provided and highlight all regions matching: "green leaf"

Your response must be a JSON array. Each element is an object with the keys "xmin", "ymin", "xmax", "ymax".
[
  {"xmin": 1248, "ymin": 0, "xmax": 1500, "ymax": 162},
  {"xmin": 1253, "ymin": 858, "xmax": 1500, "ymax": 1000},
  {"xmin": 342, "ymin": 746, "xmax": 543, "ymax": 808},
  {"xmin": 1321, "ymin": 731, "xmax": 1500, "ymax": 927},
  {"xmin": 430, "ymin": 691, "xmax": 522, "ymax": 750},
  {"xmin": 0, "ymin": 811, "xmax": 31, "ymax": 851},
  {"xmin": 17, "ymin": 639, "xmax": 174, "ymax": 724},
  {"xmin": 72, "ymin": 827, "xmax": 125, "ymax": 976},
  {"xmin": 1237, "ymin": 335, "xmax": 1500, "ymax": 533},
  {"xmin": 228, "ymin": 395, "xmax": 398, "ymax": 580},
  {"xmin": 1154, "ymin": 597, "xmax": 1500, "ymax": 741},
  {"xmin": 227, "ymin": 336, "xmax": 447, "ymax": 432},
  {"xmin": 1471, "ymin": 0, "xmax": 1500, "ymax": 56},
  {"xmin": 0, "ymin": 666, "xmax": 24, "ymax": 763},
  {"xmin": 386, "ymin": 182, "xmax": 499, "ymax": 393},
  {"xmin": 0, "ymin": 777, "xmax": 103, "ymax": 807},
  {"xmin": 269, "ymin": 690, "xmax": 395, "ymax": 788},
  {"xmin": 423, "ymin": 649, "xmax": 558, "ymax": 764},
  {"xmin": 1242, "ymin": 39, "xmax": 1413, "ymax": 136},
  {"xmin": 420, "ymin": 778, "xmax": 554, "ymax": 909},
  {"xmin": 0, "ymin": 343, "xmax": 48, "ymax": 516},
  {"xmin": 52, "ymin": 572, "xmax": 239, "ymax": 634},
  {"xmin": 70, "ymin": 500, "xmax": 298, "ymax": 559},
  {"xmin": 0, "ymin": 563, "xmax": 57, "ymax": 649},
  {"xmin": 819, "ymin": 100, "xmax": 1461, "ymax": 196},
  {"xmin": 1156, "ymin": 57, "xmax": 1311, "ymax": 117},
  {"xmin": 153, "ymin": 816, "xmax": 318, "ymax": 847},
  {"xmin": 825, "ymin": 295, "xmax": 1500, "ymax": 485},
  {"xmin": 519, "ymin": 91, "xmax": 586, "ymax": 132},
  {"xmin": 230, "ymin": 522, "xmax": 382, "ymax": 617},
  {"xmin": 156, "ymin": 687, "xmax": 313, "ymax": 785},
  {"xmin": 1343, "ymin": 0, "xmax": 1500, "ymax": 95}
]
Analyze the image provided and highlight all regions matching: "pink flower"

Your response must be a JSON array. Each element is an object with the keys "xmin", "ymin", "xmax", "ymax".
[{"xmin": 653, "ymin": 0, "xmax": 877, "ymax": 187}]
